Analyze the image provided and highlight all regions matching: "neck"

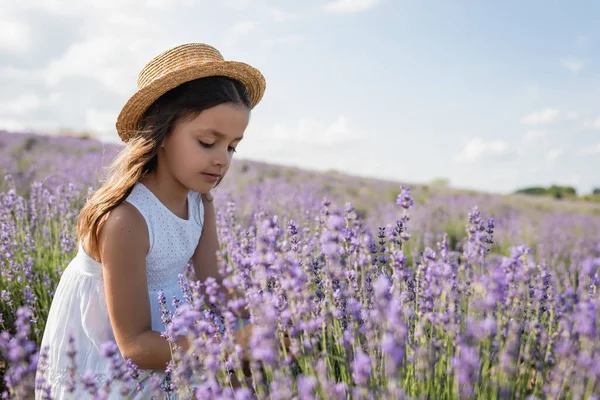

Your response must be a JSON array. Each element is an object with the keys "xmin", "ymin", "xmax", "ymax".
[{"xmin": 140, "ymin": 170, "xmax": 189, "ymax": 218}]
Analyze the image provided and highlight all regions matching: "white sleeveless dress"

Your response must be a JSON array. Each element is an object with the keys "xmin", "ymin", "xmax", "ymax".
[{"xmin": 35, "ymin": 181, "xmax": 206, "ymax": 399}]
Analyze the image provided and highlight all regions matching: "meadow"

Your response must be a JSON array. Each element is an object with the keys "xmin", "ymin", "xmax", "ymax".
[{"xmin": 0, "ymin": 129, "xmax": 599, "ymax": 399}]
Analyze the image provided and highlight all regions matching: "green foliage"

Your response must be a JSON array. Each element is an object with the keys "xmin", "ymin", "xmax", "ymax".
[
  {"xmin": 345, "ymin": 185, "xmax": 359, "ymax": 198},
  {"xmin": 23, "ymin": 137, "xmax": 38, "ymax": 151},
  {"xmin": 548, "ymin": 185, "xmax": 576, "ymax": 198},
  {"xmin": 265, "ymin": 168, "xmax": 281, "ymax": 179},
  {"xmin": 515, "ymin": 185, "xmax": 578, "ymax": 199},
  {"xmin": 430, "ymin": 177, "xmax": 450, "ymax": 187},
  {"xmin": 515, "ymin": 187, "xmax": 548, "ymax": 196}
]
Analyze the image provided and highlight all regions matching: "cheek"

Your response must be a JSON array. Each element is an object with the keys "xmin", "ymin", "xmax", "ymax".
[
  {"xmin": 185, "ymin": 147, "xmax": 205, "ymax": 168},
  {"xmin": 167, "ymin": 141, "xmax": 201, "ymax": 172},
  {"xmin": 186, "ymin": 145, "xmax": 213, "ymax": 172}
]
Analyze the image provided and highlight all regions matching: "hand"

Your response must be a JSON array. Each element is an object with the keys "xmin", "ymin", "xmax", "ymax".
[
  {"xmin": 233, "ymin": 324, "xmax": 292, "ymax": 361},
  {"xmin": 231, "ymin": 323, "xmax": 253, "ymax": 377},
  {"xmin": 233, "ymin": 323, "xmax": 253, "ymax": 362},
  {"xmin": 281, "ymin": 328, "xmax": 295, "ymax": 362}
]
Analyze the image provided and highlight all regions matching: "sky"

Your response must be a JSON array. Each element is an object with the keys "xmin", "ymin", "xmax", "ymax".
[{"xmin": 1, "ymin": 0, "xmax": 599, "ymax": 195}]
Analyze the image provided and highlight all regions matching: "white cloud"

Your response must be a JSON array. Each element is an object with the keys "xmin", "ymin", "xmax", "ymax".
[
  {"xmin": 565, "ymin": 173, "xmax": 581, "ymax": 187},
  {"xmin": 223, "ymin": 21, "xmax": 256, "ymax": 46},
  {"xmin": 0, "ymin": 18, "xmax": 31, "ymax": 53},
  {"xmin": 581, "ymin": 143, "xmax": 600, "ymax": 155},
  {"xmin": 266, "ymin": 115, "xmax": 358, "ymax": 146},
  {"xmin": 520, "ymin": 108, "xmax": 560, "ymax": 125},
  {"xmin": 324, "ymin": 0, "xmax": 379, "ymax": 14},
  {"xmin": 269, "ymin": 8, "xmax": 298, "ymax": 22},
  {"xmin": 560, "ymin": 58, "xmax": 584, "ymax": 73},
  {"xmin": 545, "ymin": 148, "xmax": 563, "ymax": 164},
  {"xmin": 223, "ymin": 0, "xmax": 256, "ymax": 10},
  {"xmin": 85, "ymin": 108, "xmax": 118, "ymax": 138},
  {"xmin": 0, "ymin": 119, "xmax": 26, "ymax": 132},
  {"xmin": 584, "ymin": 117, "xmax": 600, "ymax": 130},
  {"xmin": 104, "ymin": 14, "xmax": 158, "ymax": 30},
  {"xmin": 517, "ymin": 130, "xmax": 546, "ymax": 155},
  {"xmin": 44, "ymin": 39, "xmax": 127, "ymax": 94},
  {"xmin": 237, "ymin": 115, "xmax": 388, "ymax": 179},
  {"xmin": 455, "ymin": 137, "xmax": 509, "ymax": 164},
  {"xmin": 489, "ymin": 166, "xmax": 521, "ymax": 185},
  {"xmin": 0, "ymin": 66, "xmax": 47, "ymax": 82},
  {"xmin": 522, "ymin": 130, "xmax": 546, "ymax": 143},
  {"xmin": 3, "ymin": 0, "xmax": 177, "ymax": 96},
  {"xmin": 42, "ymin": 35, "xmax": 164, "ymax": 96},
  {"xmin": 9, "ymin": 0, "xmax": 183, "ymax": 16},
  {"xmin": 0, "ymin": 118, "xmax": 60, "ymax": 133},
  {"xmin": 565, "ymin": 111, "xmax": 580, "ymax": 120},
  {"xmin": 8, "ymin": 0, "xmax": 84, "ymax": 16},
  {"xmin": 0, "ymin": 66, "xmax": 29, "ymax": 80},
  {"xmin": 0, "ymin": 93, "xmax": 41, "ymax": 115},
  {"xmin": 48, "ymin": 92, "xmax": 62, "ymax": 104},
  {"xmin": 223, "ymin": 0, "xmax": 298, "ymax": 21},
  {"xmin": 323, "ymin": 115, "xmax": 351, "ymax": 143},
  {"xmin": 238, "ymin": 115, "xmax": 363, "ymax": 173}
]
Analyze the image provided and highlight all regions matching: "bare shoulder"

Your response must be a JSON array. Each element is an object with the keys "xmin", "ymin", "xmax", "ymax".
[
  {"xmin": 99, "ymin": 201, "xmax": 154, "ymax": 358},
  {"xmin": 98, "ymin": 201, "xmax": 150, "ymax": 266}
]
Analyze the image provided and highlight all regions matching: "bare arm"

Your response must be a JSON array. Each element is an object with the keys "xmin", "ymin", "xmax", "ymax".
[
  {"xmin": 192, "ymin": 195, "xmax": 249, "ymax": 319},
  {"xmin": 98, "ymin": 202, "xmax": 188, "ymax": 370}
]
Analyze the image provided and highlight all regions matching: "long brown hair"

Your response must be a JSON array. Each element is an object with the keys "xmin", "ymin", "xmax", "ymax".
[{"xmin": 77, "ymin": 76, "xmax": 252, "ymax": 260}]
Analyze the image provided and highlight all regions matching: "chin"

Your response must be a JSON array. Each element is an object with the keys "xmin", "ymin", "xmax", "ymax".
[
  {"xmin": 192, "ymin": 183, "xmax": 214, "ymax": 194},
  {"xmin": 189, "ymin": 186, "xmax": 209, "ymax": 194}
]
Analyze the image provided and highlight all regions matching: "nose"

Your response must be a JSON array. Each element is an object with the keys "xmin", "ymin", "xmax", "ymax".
[{"xmin": 213, "ymin": 146, "xmax": 229, "ymax": 169}]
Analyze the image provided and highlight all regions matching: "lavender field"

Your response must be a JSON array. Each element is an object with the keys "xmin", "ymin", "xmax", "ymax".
[{"xmin": 1, "ymin": 129, "xmax": 599, "ymax": 399}]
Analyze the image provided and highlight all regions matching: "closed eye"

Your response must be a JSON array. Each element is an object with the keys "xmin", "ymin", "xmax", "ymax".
[
  {"xmin": 198, "ymin": 140, "xmax": 214, "ymax": 148},
  {"xmin": 199, "ymin": 140, "xmax": 237, "ymax": 153}
]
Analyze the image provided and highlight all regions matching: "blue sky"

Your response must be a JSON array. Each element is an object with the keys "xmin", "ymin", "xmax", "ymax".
[{"xmin": 1, "ymin": 0, "xmax": 598, "ymax": 194}]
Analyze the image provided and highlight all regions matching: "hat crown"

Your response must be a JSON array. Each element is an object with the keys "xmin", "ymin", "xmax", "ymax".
[{"xmin": 137, "ymin": 43, "xmax": 224, "ymax": 89}]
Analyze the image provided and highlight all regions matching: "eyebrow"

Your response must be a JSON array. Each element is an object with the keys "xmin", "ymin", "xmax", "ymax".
[{"xmin": 195, "ymin": 129, "xmax": 243, "ymax": 141}]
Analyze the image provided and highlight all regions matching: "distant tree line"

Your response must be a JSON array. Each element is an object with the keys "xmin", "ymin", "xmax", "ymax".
[{"xmin": 515, "ymin": 185, "xmax": 600, "ymax": 200}]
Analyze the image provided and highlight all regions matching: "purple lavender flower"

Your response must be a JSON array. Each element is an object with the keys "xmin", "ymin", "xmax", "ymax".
[
  {"xmin": 451, "ymin": 342, "xmax": 479, "ymax": 398},
  {"xmin": 0, "ymin": 307, "xmax": 39, "ymax": 398},
  {"xmin": 396, "ymin": 186, "xmax": 414, "ymax": 210},
  {"xmin": 352, "ymin": 349, "xmax": 372, "ymax": 386},
  {"xmin": 66, "ymin": 334, "xmax": 77, "ymax": 393},
  {"xmin": 297, "ymin": 374, "xmax": 317, "ymax": 400},
  {"xmin": 80, "ymin": 371, "xmax": 99, "ymax": 395},
  {"xmin": 99, "ymin": 340, "xmax": 139, "ymax": 396}
]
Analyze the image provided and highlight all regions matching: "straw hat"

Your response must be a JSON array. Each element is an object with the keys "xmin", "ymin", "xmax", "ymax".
[{"xmin": 115, "ymin": 43, "xmax": 266, "ymax": 142}]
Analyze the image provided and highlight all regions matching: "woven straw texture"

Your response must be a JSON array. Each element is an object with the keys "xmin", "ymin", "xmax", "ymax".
[{"xmin": 116, "ymin": 43, "xmax": 266, "ymax": 142}]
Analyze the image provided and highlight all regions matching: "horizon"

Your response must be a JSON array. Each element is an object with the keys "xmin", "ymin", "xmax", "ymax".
[{"xmin": 1, "ymin": 128, "xmax": 595, "ymax": 197}]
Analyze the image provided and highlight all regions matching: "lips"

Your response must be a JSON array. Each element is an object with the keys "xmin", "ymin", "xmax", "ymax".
[{"xmin": 201, "ymin": 172, "xmax": 221, "ymax": 183}]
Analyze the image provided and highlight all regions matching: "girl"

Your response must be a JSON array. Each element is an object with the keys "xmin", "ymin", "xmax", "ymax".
[{"xmin": 35, "ymin": 43, "xmax": 266, "ymax": 399}]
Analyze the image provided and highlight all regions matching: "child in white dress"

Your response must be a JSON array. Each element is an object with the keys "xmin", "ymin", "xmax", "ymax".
[{"xmin": 35, "ymin": 42, "xmax": 266, "ymax": 399}]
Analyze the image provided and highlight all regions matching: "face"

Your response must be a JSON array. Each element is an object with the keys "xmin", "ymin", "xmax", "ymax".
[{"xmin": 159, "ymin": 102, "xmax": 250, "ymax": 193}]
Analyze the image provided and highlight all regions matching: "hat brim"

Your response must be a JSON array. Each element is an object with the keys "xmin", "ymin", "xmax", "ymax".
[{"xmin": 115, "ymin": 60, "xmax": 266, "ymax": 142}]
